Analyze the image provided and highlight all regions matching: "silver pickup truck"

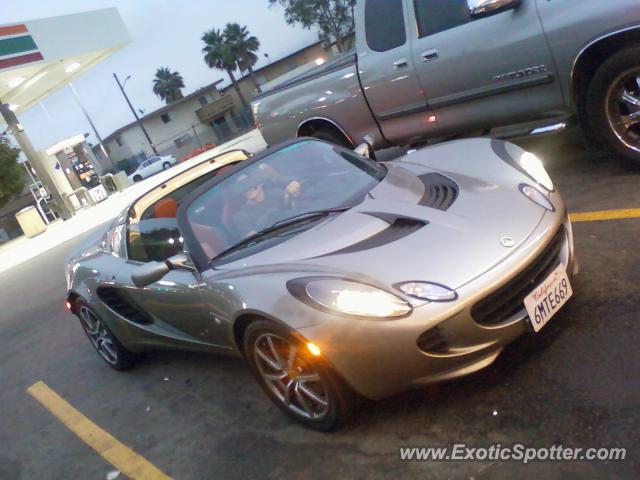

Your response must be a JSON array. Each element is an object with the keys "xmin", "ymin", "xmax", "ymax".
[{"xmin": 253, "ymin": 0, "xmax": 640, "ymax": 163}]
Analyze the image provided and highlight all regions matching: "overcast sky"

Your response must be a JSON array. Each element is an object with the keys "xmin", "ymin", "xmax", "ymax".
[{"xmin": 4, "ymin": 0, "xmax": 318, "ymax": 150}]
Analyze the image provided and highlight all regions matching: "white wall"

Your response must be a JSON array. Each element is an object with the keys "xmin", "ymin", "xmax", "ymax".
[{"xmin": 105, "ymin": 89, "xmax": 237, "ymax": 163}]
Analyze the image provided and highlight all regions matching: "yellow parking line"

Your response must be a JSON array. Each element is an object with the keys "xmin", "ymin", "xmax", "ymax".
[
  {"xmin": 27, "ymin": 381, "xmax": 172, "ymax": 480},
  {"xmin": 569, "ymin": 208, "xmax": 640, "ymax": 223}
]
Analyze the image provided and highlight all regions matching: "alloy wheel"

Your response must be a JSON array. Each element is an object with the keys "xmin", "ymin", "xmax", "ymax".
[
  {"xmin": 606, "ymin": 67, "xmax": 640, "ymax": 153},
  {"xmin": 78, "ymin": 306, "xmax": 118, "ymax": 365},
  {"xmin": 253, "ymin": 333, "xmax": 330, "ymax": 420}
]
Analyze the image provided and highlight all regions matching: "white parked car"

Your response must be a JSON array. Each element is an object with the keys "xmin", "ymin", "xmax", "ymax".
[{"xmin": 128, "ymin": 155, "xmax": 177, "ymax": 182}]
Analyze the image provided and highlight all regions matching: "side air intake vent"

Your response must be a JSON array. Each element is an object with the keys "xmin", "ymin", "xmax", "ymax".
[
  {"xmin": 419, "ymin": 173, "xmax": 459, "ymax": 211},
  {"xmin": 417, "ymin": 326, "xmax": 450, "ymax": 355},
  {"xmin": 96, "ymin": 286, "xmax": 153, "ymax": 324},
  {"xmin": 320, "ymin": 217, "xmax": 425, "ymax": 256}
]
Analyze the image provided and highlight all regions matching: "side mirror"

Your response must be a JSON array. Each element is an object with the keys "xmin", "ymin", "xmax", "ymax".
[
  {"xmin": 469, "ymin": 0, "xmax": 521, "ymax": 18},
  {"xmin": 354, "ymin": 134, "xmax": 376, "ymax": 160},
  {"xmin": 131, "ymin": 253, "xmax": 196, "ymax": 288}
]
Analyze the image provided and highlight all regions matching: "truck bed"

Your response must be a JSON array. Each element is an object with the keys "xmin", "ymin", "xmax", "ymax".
[
  {"xmin": 254, "ymin": 51, "xmax": 357, "ymax": 100},
  {"xmin": 254, "ymin": 51, "xmax": 382, "ymax": 148}
]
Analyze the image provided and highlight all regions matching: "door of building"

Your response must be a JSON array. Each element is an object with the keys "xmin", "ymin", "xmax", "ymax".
[{"xmin": 212, "ymin": 116, "xmax": 232, "ymax": 142}]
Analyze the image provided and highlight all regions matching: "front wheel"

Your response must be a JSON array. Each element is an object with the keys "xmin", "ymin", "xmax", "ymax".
[
  {"xmin": 75, "ymin": 299, "xmax": 139, "ymax": 371},
  {"xmin": 162, "ymin": 162, "xmax": 171, "ymax": 170},
  {"xmin": 586, "ymin": 46, "xmax": 640, "ymax": 164},
  {"xmin": 244, "ymin": 320, "xmax": 353, "ymax": 431},
  {"xmin": 132, "ymin": 175, "xmax": 142, "ymax": 182}
]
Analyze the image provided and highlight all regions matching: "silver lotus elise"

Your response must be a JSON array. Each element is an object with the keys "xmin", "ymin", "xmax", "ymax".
[{"xmin": 66, "ymin": 138, "xmax": 576, "ymax": 430}]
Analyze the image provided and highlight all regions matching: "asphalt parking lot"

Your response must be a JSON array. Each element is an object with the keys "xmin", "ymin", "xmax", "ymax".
[{"xmin": 1, "ymin": 130, "xmax": 639, "ymax": 479}]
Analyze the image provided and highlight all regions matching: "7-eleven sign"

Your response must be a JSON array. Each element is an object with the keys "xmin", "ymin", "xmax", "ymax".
[{"xmin": 0, "ymin": 24, "xmax": 43, "ymax": 70}]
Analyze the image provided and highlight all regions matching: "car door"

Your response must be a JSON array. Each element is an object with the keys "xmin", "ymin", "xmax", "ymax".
[
  {"xmin": 355, "ymin": 0, "xmax": 432, "ymax": 145},
  {"xmin": 138, "ymin": 160, "xmax": 152, "ymax": 178},
  {"xmin": 407, "ymin": 0, "xmax": 564, "ymax": 137},
  {"xmin": 113, "ymin": 217, "xmax": 231, "ymax": 349},
  {"xmin": 148, "ymin": 157, "xmax": 162, "ymax": 176}
]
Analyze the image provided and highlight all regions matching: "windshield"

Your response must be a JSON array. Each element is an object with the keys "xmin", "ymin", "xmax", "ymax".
[{"xmin": 185, "ymin": 140, "xmax": 386, "ymax": 261}]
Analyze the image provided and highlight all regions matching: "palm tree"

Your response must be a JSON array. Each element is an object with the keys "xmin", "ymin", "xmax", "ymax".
[
  {"xmin": 224, "ymin": 23, "xmax": 262, "ymax": 94},
  {"xmin": 201, "ymin": 29, "xmax": 248, "ymax": 109},
  {"xmin": 152, "ymin": 67, "xmax": 185, "ymax": 104}
]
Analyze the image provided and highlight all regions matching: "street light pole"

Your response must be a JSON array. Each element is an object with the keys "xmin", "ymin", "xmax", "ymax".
[
  {"xmin": 113, "ymin": 73, "xmax": 158, "ymax": 155},
  {"xmin": 68, "ymin": 82, "xmax": 117, "ymax": 170}
]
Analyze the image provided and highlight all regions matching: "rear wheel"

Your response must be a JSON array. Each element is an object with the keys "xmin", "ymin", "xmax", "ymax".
[
  {"xmin": 586, "ymin": 46, "xmax": 640, "ymax": 164},
  {"xmin": 244, "ymin": 320, "xmax": 353, "ymax": 431},
  {"xmin": 75, "ymin": 299, "xmax": 139, "ymax": 371},
  {"xmin": 309, "ymin": 127, "xmax": 353, "ymax": 149}
]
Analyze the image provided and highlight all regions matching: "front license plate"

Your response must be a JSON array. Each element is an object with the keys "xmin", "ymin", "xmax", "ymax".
[{"xmin": 524, "ymin": 264, "xmax": 573, "ymax": 332}]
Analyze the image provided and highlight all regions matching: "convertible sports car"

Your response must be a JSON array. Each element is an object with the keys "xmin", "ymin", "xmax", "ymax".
[{"xmin": 66, "ymin": 137, "xmax": 576, "ymax": 430}]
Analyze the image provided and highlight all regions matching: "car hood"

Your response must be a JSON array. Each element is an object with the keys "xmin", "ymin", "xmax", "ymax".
[{"xmin": 216, "ymin": 139, "xmax": 551, "ymax": 289}]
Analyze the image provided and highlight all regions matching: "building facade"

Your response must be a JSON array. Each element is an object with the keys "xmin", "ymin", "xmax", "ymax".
[{"xmin": 98, "ymin": 41, "xmax": 338, "ymax": 167}]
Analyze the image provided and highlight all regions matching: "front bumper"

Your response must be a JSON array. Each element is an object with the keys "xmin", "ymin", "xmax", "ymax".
[{"xmin": 298, "ymin": 209, "xmax": 576, "ymax": 400}]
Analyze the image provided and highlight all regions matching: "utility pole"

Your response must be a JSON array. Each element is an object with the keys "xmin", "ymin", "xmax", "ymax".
[
  {"xmin": 68, "ymin": 82, "xmax": 117, "ymax": 170},
  {"xmin": 192, "ymin": 125, "xmax": 202, "ymax": 148},
  {"xmin": 113, "ymin": 73, "xmax": 158, "ymax": 155}
]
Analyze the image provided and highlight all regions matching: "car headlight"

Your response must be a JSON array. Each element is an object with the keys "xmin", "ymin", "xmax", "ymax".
[
  {"xmin": 251, "ymin": 102, "xmax": 261, "ymax": 125},
  {"xmin": 395, "ymin": 282, "xmax": 457, "ymax": 302},
  {"xmin": 65, "ymin": 262, "xmax": 73, "ymax": 290},
  {"xmin": 106, "ymin": 224, "xmax": 125, "ymax": 257},
  {"xmin": 519, "ymin": 152, "xmax": 554, "ymax": 191},
  {"xmin": 287, "ymin": 277, "xmax": 412, "ymax": 318},
  {"xmin": 520, "ymin": 184, "xmax": 555, "ymax": 211}
]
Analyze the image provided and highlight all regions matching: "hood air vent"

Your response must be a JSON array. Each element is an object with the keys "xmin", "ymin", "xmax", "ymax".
[
  {"xmin": 419, "ymin": 173, "xmax": 459, "ymax": 211},
  {"xmin": 320, "ymin": 217, "xmax": 425, "ymax": 257}
]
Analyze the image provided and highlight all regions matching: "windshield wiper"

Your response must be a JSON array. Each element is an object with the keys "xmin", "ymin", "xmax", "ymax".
[
  {"xmin": 211, "ymin": 206, "xmax": 350, "ymax": 262},
  {"xmin": 270, "ymin": 206, "xmax": 350, "ymax": 229}
]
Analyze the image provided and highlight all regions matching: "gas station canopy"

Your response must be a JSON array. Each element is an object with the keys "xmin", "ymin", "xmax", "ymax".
[
  {"xmin": 0, "ymin": 8, "xmax": 130, "ymax": 223},
  {"xmin": 0, "ymin": 8, "xmax": 130, "ymax": 118}
]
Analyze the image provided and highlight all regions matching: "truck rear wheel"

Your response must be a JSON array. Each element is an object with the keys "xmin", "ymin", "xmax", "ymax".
[
  {"xmin": 310, "ymin": 127, "xmax": 353, "ymax": 149},
  {"xmin": 586, "ymin": 46, "xmax": 640, "ymax": 164}
]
